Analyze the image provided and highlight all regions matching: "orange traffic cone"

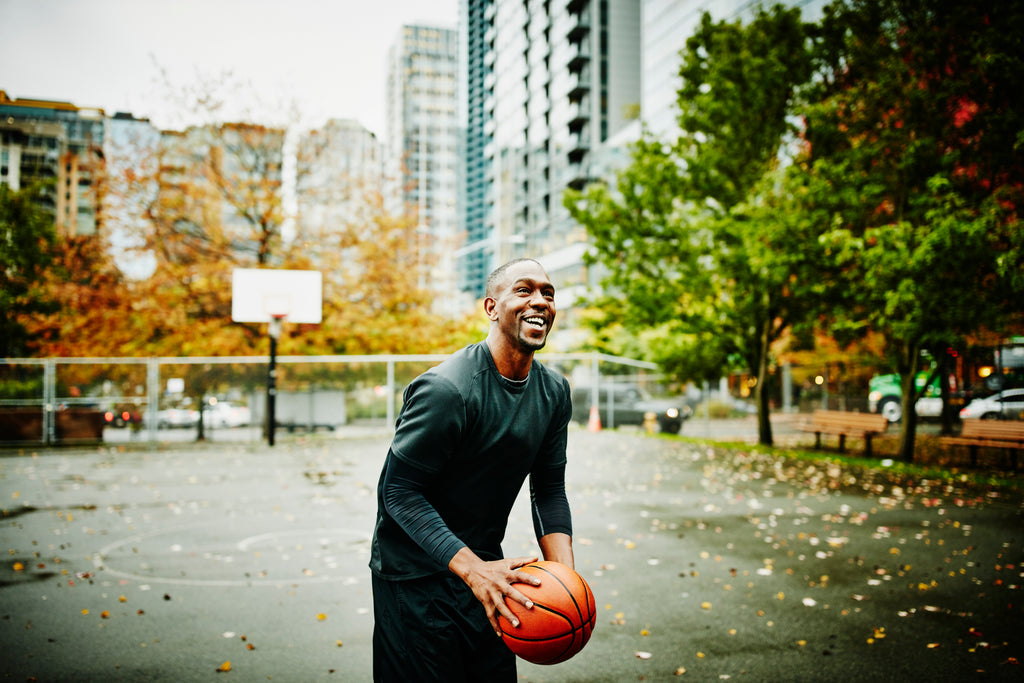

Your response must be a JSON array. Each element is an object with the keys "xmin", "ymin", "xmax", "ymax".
[{"xmin": 587, "ymin": 405, "xmax": 602, "ymax": 432}]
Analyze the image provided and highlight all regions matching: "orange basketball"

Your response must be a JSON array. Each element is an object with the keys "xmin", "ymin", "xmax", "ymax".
[{"xmin": 498, "ymin": 560, "xmax": 596, "ymax": 665}]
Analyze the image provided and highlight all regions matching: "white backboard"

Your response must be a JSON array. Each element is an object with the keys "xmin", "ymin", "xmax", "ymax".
[{"xmin": 231, "ymin": 269, "xmax": 322, "ymax": 324}]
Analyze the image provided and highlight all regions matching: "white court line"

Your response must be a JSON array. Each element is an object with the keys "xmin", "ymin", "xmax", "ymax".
[{"xmin": 92, "ymin": 524, "xmax": 371, "ymax": 587}]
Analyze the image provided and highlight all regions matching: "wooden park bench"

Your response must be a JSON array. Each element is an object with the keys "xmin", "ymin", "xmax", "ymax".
[
  {"xmin": 940, "ymin": 420, "xmax": 1024, "ymax": 468},
  {"xmin": 797, "ymin": 409, "xmax": 890, "ymax": 457}
]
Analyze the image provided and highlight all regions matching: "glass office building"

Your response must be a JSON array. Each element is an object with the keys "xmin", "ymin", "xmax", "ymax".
[
  {"xmin": 458, "ymin": 0, "xmax": 641, "ymax": 321},
  {"xmin": 386, "ymin": 25, "xmax": 462, "ymax": 315}
]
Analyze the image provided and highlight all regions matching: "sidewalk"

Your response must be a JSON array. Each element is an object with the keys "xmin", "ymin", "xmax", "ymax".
[{"xmin": 1, "ymin": 429, "xmax": 1020, "ymax": 681}]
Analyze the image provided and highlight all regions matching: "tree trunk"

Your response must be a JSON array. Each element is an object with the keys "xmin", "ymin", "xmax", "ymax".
[
  {"xmin": 756, "ymin": 319, "xmax": 774, "ymax": 447},
  {"xmin": 196, "ymin": 395, "xmax": 207, "ymax": 442},
  {"xmin": 938, "ymin": 352, "xmax": 955, "ymax": 436},
  {"xmin": 896, "ymin": 348, "xmax": 921, "ymax": 462}
]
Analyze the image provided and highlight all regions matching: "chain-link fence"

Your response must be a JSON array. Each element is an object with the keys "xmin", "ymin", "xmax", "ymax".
[
  {"xmin": 0, "ymin": 353, "xmax": 667, "ymax": 447},
  {"xmin": 12, "ymin": 349, "xmax": 1003, "ymax": 448}
]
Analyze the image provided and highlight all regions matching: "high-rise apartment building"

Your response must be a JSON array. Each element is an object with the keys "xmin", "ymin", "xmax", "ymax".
[
  {"xmin": 385, "ymin": 25, "xmax": 462, "ymax": 316},
  {"xmin": 104, "ymin": 111, "xmax": 160, "ymax": 279},
  {"xmin": 295, "ymin": 118, "xmax": 382, "ymax": 241},
  {"xmin": 0, "ymin": 90, "xmax": 105, "ymax": 237},
  {"xmin": 156, "ymin": 123, "xmax": 285, "ymax": 265},
  {"xmin": 641, "ymin": 0, "xmax": 827, "ymax": 139},
  {"xmin": 458, "ymin": 0, "xmax": 641, "ymax": 323}
]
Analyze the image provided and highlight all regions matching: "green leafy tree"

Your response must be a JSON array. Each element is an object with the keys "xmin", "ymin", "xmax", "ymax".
[
  {"xmin": 567, "ymin": 5, "xmax": 819, "ymax": 445},
  {"xmin": 804, "ymin": 0, "xmax": 1024, "ymax": 459},
  {"xmin": 0, "ymin": 184, "xmax": 58, "ymax": 357}
]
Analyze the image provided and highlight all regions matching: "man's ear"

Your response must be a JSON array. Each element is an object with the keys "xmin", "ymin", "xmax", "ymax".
[{"xmin": 483, "ymin": 296, "xmax": 498, "ymax": 320}]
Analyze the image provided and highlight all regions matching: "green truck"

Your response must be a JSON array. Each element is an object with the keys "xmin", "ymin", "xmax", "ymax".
[
  {"xmin": 867, "ymin": 372, "xmax": 944, "ymax": 423},
  {"xmin": 867, "ymin": 340, "xmax": 1024, "ymax": 422}
]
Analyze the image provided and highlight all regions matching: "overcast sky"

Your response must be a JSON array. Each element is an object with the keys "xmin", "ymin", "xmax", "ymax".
[{"xmin": 0, "ymin": 0, "xmax": 458, "ymax": 140}]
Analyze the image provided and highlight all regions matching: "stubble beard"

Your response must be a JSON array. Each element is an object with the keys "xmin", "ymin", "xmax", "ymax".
[{"xmin": 517, "ymin": 322, "xmax": 549, "ymax": 352}]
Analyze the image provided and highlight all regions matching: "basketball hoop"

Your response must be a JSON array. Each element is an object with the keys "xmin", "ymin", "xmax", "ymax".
[
  {"xmin": 230, "ymin": 268, "xmax": 322, "ymax": 449},
  {"xmin": 268, "ymin": 312, "xmax": 287, "ymax": 340}
]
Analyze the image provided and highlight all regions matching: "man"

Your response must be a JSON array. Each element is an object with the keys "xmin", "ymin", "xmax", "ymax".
[{"xmin": 369, "ymin": 258, "xmax": 574, "ymax": 682}]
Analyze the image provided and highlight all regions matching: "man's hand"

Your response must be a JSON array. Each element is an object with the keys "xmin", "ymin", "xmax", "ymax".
[{"xmin": 448, "ymin": 547, "xmax": 540, "ymax": 636}]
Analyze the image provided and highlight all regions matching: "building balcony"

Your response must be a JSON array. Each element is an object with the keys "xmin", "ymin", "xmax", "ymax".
[
  {"xmin": 565, "ymin": 160, "xmax": 590, "ymax": 190},
  {"xmin": 567, "ymin": 14, "xmax": 590, "ymax": 42},
  {"xmin": 568, "ymin": 69, "xmax": 591, "ymax": 100},
  {"xmin": 567, "ymin": 100, "xmax": 590, "ymax": 130},
  {"xmin": 567, "ymin": 40, "xmax": 591, "ymax": 72},
  {"xmin": 567, "ymin": 133, "xmax": 588, "ymax": 165},
  {"xmin": 568, "ymin": 128, "xmax": 590, "ymax": 156}
]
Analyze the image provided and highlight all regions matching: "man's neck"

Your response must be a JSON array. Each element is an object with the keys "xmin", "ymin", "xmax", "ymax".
[{"xmin": 485, "ymin": 335, "xmax": 534, "ymax": 381}]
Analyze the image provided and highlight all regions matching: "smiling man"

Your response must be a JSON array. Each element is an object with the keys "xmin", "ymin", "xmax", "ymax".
[{"xmin": 369, "ymin": 258, "xmax": 575, "ymax": 682}]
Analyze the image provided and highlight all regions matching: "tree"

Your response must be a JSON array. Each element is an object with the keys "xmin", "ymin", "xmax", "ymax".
[
  {"xmin": 22, "ymin": 232, "xmax": 138, "ymax": 357},
  {"xmin": 567, "ymin": 5, "xmax": 819, "ymax": 445},
  {"xmin": 0, "ymin": 184, "xmax": 58, "ymax": 357},
  {"xmin": 98, "ymin": 69, "xmax": 480, "ymax": 360},
  {"xmin": 288, "ymin": 183, "xmax": 481, "ymax": 356},
  {"xmin": 804, "ymin": 0, "xmax": 1024, "ymax": 460}
]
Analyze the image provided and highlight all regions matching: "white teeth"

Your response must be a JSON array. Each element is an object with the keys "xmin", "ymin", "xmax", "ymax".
[{"xmin": 525, "ymin": 317, "xmax": 545, "ymax": 326}]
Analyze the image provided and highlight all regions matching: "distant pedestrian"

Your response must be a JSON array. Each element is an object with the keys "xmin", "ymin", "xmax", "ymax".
[{"xmin": 369, "ymin": 258, "xmax": 575, "ymax": 682}]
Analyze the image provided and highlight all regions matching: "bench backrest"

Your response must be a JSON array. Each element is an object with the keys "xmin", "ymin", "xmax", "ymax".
[
  {"xmin": 959, "ymin": 419, "xmax": 1024, "ymax": 442},
  {"xmin": 812, "ymin": 409, "xmax": 889, "ymax": 432}
]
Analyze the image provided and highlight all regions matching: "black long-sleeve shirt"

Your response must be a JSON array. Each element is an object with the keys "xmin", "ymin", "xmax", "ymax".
[{"xmin": 369, "ymin": 342, "xmax": 573, "ymax": 580}]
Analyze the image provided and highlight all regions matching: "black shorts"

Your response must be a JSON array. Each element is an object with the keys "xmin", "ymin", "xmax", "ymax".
[{"xmin": 372, "ymin": 572, "xmax": 517, "ymax": 683}]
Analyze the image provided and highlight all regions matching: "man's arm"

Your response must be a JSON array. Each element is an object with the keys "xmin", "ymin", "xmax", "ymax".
[{"xmin": 538, "ymin": 532, "xmax": 574, "ymax": 568}]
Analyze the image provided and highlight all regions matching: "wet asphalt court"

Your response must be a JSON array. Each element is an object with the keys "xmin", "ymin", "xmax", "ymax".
[{"xmin": 1, "ymin": 426, "xmax": 1022, "ymax": 682}]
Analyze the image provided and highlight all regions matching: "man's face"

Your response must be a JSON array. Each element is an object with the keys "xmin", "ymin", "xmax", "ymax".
[{"xmin": 488, "ymin": 261, "xmax": 556, "ymax": 352}]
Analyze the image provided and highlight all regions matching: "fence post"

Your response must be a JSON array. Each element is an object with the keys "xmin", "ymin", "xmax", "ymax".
[
  {"xmin": 146, "ymin": 358, "xmax": 160, "ymax": 442},
  {"xmin": 781, "ymin": 361, "xmax": 794, "ymax": 413},
  {"xmin": 703, "ymin": 379, "xmax": 711, "ymax": 438},
  {"xmin": 822, "ymin": 363, "xmax": 830, "ymax": 410},
  {"xmin": 44, "ymin": 358, "xmax": 56, "ymax": 445}
]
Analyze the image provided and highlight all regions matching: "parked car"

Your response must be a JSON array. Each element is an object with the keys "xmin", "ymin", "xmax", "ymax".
[
  {"xmin": 103, "ymin": 405, "xmax": 141, "ymax": 428},
  {"xmin": 203, "ymin": 401, "xmax": 252, "ymax": 428},
  {"xmin": 571, "ymin": 384, "xmax": 691, "ymax": 434},
  {"xmin": 156, "ymin": 406, "xmax": 198, "ymax": 429},
  {"xmin": 959, "ymin": 388, "xmax": 1024, "ymax": 421}
]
